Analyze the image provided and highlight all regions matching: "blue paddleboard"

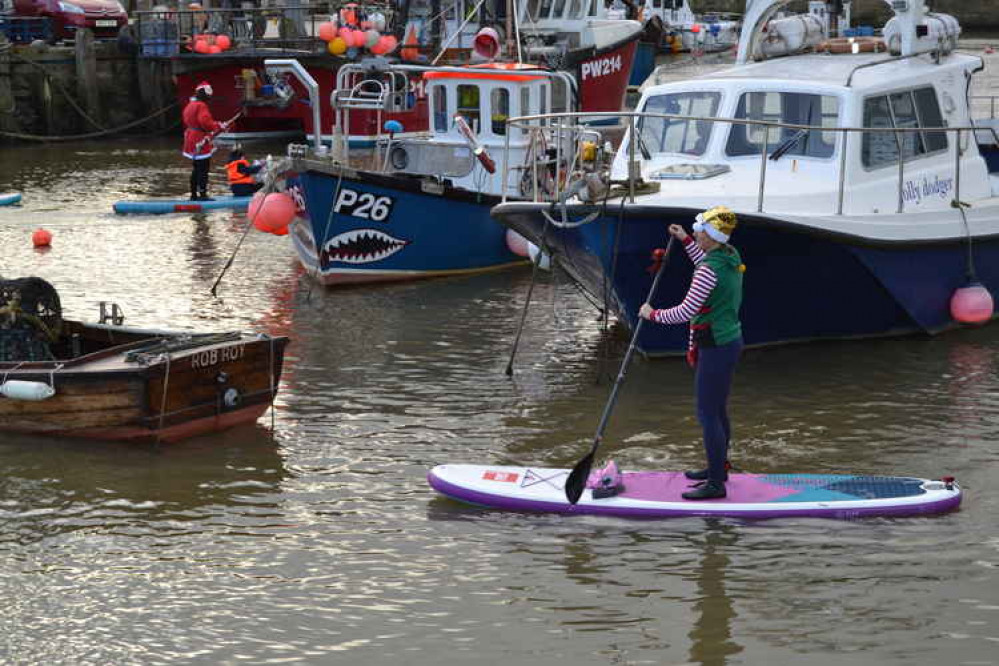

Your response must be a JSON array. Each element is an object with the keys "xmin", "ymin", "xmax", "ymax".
[
  {"xmin": 113, "ymin": 196, "xmax": 251, "ymax": 215},
  {"xmin": 428, "ymin": 464, "xmax": 962, "ymax": 520},
  {"xmin": 0, "ymin": 192, "xmax": 22, "ymax": 206}
]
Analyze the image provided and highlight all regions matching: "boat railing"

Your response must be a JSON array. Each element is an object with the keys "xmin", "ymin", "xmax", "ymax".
[
  {"xmin": 502, "ymin": 111, "xmax": 999, "ymax": 216},
  {"xmin": 971, "ymin": 95, "xmax": 999, "ymax": 120},
  {"xmin": 133, "ymin": 3, "xmax": 392, "ymax": 57}
]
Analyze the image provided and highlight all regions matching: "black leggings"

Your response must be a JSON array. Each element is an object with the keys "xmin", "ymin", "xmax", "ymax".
[
  {"xmin": 190, "ymin": 157, "xmax": 211, "ymax": 196},
  {"xmin": 231, "ymin": 182, "xmax": 263, "ymax": 197}
]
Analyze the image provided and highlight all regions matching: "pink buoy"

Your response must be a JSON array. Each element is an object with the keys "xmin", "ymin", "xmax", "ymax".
[
  {"xmin": 318, "ymin": 21, "xmax": 337, "ymax": 42},
  {"xmin": 249, "ymin": 192, "xmax": 297, "ymax": 233},
  {"xmin": 505, "ymin": 229, "xmax": 530, "ymax": 257},
  {"xmin": 215, "ymin": 34, "xmax": 231, "ymax": 50},
  {"xmin": 32, "ymin": 228, "xmax": 52, "ymax": 247},
  {"xmin": 950, "ymin": 282, "xmax": 994, "ymax": 324}
]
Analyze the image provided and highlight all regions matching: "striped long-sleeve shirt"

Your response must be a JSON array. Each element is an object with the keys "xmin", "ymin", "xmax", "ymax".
[{"xmin": 648, "ymin": 237, "xmax": 717, "ymax": 348}]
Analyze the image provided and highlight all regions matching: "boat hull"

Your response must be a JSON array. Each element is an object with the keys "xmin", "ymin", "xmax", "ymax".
[
  {"xmin": 569, "ymin": 34, "xmax": 641, "ymax": 119},
  {"xmin": 491, "ymin": 202, "xmax": 999, "ymax": 355},
  {"xmin": 0, "ymin": 322, "xmax": 289, "ymax": 442},
  {"xmin": 287, "ymin": 165, "xmax": 524, "ymax": 286}
]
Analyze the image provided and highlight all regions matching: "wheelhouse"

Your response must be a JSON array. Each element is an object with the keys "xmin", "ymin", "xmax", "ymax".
[{"xmin": 613, "ymin": 52, "xmax": 992, "ymax": 215}]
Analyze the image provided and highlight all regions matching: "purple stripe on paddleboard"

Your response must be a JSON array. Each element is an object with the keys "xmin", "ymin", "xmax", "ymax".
[{"xmin": 426, "ymin": 471, "xmax": 962, "ymax": 520}]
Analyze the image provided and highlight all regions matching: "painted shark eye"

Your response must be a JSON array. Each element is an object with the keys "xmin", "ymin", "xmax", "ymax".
[{"xmin": 323, "ymin": 229, "xmax": 411, "ymax": 264}]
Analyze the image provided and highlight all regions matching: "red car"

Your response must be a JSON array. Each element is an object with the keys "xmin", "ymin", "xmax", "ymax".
[{"xmin": 12, "ymin": 0, "xmax": 128, "ymax": 41}]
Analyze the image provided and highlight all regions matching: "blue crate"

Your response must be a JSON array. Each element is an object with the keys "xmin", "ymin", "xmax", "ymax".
[
  {"xmin": 141, "ymin": 38, "xmax": 179, "ymax": 55},
  {"xmin": 0, "ymin": 16, "xmax": 52, "ymax": 43}
]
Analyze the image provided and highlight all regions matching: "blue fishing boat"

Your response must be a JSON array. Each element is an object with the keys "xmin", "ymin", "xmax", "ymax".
[
  {"xmin": 113, "ymin": 196, "xmax": 252, "ymax": 215},
  {"xmin": 491, "ymin": 0, "xmax": 999, "ymax": 355},
  {"xmin": 276, "ymin": 60, "xmax": 574, "ymax": 285},
  {"xmin": 0, "ymin": 192, "xmax": 22, "ymax": 206}
]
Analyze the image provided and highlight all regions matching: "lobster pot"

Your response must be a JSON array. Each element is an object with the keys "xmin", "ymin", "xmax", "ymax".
[
  {"xmin": 883, "ymin": 13, "xmax": 960, "ymax": 55},
  {"xmin": 757, "ymin": 15, "xmax": 824, "ymax": 58}
]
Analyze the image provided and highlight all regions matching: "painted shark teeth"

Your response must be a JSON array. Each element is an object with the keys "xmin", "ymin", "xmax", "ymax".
[{"xmin": 321, "ymin": 229, "xmax": 410, "ymax": 265}]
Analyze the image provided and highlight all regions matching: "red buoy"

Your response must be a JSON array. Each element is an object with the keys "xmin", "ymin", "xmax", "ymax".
[
  {"xmin": 249, "ymin": 192, "xmax": 296, "ymax": 235},
  {"xmin": 950, "ymin": 282, "xmax": 994, "ymax": 324},
  {"xmin": 31, "ymin": 228, "xmax": 52, "ymax": 247}
]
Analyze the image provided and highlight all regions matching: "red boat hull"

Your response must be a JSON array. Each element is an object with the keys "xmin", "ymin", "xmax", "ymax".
[
  {"xmin": 174, "ymin": 32, "xmax": 639, "ymax": 144},
  {"xmin": 176, "ymin": 62, "xmax": 428, "ymax": 145}
]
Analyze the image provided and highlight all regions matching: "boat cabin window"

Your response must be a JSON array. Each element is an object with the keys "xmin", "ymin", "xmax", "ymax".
[
  {"xmin": 726, "ymin": 92, "xmax": 839, "ymax": 159},
  {"xmin": 639, "ymin": 91, "xmax": 721, "ymax": 156},
  {"xmin": 432, "ymin": 85, "xmax": 448, "ymax": 132},
  {"xmin": 457, "ymin": 84, "xmax": 481, "ymax": 133},
  {"xmin": 862, "ymin": 87, "xmax": 948, "ymax": 169},
  {"xmin": 492, "ymin": 88, "xmax": 510, "ymax": 135},
  {"xmin": 551, "ymin": 0, "xmax": 567, "ymax": 18},
  {"xmin": 568, "ymin": 0, "xmax": 584, "ymax": 19}
]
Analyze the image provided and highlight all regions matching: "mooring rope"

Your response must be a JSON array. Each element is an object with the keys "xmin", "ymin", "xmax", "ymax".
[
  {"xmin": 156, "ymin": 351, "xmax": 172, "ymax": 442},
  {"xmin": 0, "ymin": 101, "xmax": 179, "ymax": 142}
]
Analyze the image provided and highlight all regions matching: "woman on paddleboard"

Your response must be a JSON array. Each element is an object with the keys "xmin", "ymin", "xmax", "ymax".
[{"xmin": 639, "ymin": 206, "xmax": 744, "ymax": 500}]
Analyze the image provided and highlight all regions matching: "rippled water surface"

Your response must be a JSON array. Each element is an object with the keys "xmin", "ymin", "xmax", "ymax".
[{"xmin": 2, "ymin": 50, "xmax": 999, "ymax": 663}]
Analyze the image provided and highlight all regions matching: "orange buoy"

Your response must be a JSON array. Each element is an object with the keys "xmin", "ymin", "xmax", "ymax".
[
  {"xmin": 31, "ymin": 228, "xmax": 52, "ymax": 247},
  {"xmin": 400, "ymin": 25, "xmax": 419, "ymax": 61},
  {"xmin": 951, "ymin": 282, "xmax": 994, "ymax": 324}
]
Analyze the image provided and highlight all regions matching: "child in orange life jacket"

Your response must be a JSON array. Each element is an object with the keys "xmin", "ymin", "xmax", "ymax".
[{"xmin": 224, "ymin": 146, "xmax": 264, "ymax": 197}]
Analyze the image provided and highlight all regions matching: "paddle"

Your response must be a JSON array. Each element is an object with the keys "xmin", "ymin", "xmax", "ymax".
[
  {"xmin": 564, "ymin": 235, "xmax": 676, "ymax": 505},
  {"xmin": 195, "ymin": 110, "xmax": 244, "ymax": 151}
]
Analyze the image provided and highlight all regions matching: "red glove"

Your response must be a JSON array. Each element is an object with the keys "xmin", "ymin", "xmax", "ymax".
[{"xmin": 686, "ymin": 345, "xmax": 698, "ymax": 368}]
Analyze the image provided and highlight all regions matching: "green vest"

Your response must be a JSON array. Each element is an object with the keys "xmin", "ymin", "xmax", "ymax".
[{"xmin": 691, "ymin": 245, "xmax": 743, "ymax": 346}]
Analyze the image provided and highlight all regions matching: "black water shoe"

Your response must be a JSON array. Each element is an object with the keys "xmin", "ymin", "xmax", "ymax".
[
  {"xmin": 682, "ymin": 480, "xmax": 727, "ymax": 500},
  {"xmin": 684, "ymin": 461, "xmax": 732, "ymax": 481}
]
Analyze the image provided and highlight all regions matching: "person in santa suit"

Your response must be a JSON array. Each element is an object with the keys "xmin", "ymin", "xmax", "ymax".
[{"xmin": 182, "ymin": 81, "xmax": 229, "ymax": 201}]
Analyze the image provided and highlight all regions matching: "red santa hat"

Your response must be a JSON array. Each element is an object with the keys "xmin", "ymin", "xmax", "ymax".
[{"xmin": 195, "ymin": 81, "xmax": 213, "ymax": 96}]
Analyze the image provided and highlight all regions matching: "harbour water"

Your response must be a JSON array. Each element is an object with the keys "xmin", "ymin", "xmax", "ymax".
[{"xmin": 2, "ymin": 43, "xmax": 999, "ymax": 665}]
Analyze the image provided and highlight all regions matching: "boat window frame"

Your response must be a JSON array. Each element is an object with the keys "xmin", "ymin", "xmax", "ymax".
[
  {"xmin": 456, "ymin": 83, "xmax": 482, "ymax": 134},
  {"xmin": 637, "ymin": 89, "xmax": 723, "ymax": 157},
  {"xmin": 724, "ymin": 89, "xmax": 841, "ymax": 161},
  {"xmin": 431, "ymin": 83, "xmax": 449, "ymax": 133},
  {"xmin": 491, "ymin": 86, "xmax": 510, "ymax": 136},
  {"xmin": 861, "ymin": 85, "xmax": 950, "ymax": 171}
]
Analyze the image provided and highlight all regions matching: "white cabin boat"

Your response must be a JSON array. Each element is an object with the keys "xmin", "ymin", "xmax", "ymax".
[{"xmin": 490, "ymin": 0, "xmax": 999, "ymax": 355}]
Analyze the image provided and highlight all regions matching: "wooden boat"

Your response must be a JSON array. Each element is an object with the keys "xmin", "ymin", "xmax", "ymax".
[{"xmin": 0, "ymin": 278, "xmax": 289, "ymax": 442}]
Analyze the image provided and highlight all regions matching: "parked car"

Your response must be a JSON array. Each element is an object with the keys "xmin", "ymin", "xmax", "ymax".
[{"xmin": 12, "ymin": 0, "xmax": 127, "ymax": 41}]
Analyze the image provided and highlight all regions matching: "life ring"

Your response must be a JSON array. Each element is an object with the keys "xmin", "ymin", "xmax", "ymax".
[
  {"xmin": 453, "ymin": 114, "xmax": 496, "ymax": 174},
  {"xmin": 817, "ymin": 37, "xmax": 887, "ymax": 54}
]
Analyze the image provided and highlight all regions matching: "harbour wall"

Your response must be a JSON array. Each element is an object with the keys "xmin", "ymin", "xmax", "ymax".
[
  {"xmin": 696, "ymin": 0, "xmax": 999, "ymax": 30},
  {"xmin": 0, "ymin": 31, "xmax": 174, "ymax": 143}
]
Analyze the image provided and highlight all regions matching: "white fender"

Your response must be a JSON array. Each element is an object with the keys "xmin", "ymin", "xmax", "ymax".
[{"xmin": 1, "ymin": 380, "xmax": 55, "ymax": 401}]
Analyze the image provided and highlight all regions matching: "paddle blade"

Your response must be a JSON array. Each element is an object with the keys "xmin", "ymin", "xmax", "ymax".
[{"xmin": 564, "ymin": 452, "xmax": 595, "ymax": 505}]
